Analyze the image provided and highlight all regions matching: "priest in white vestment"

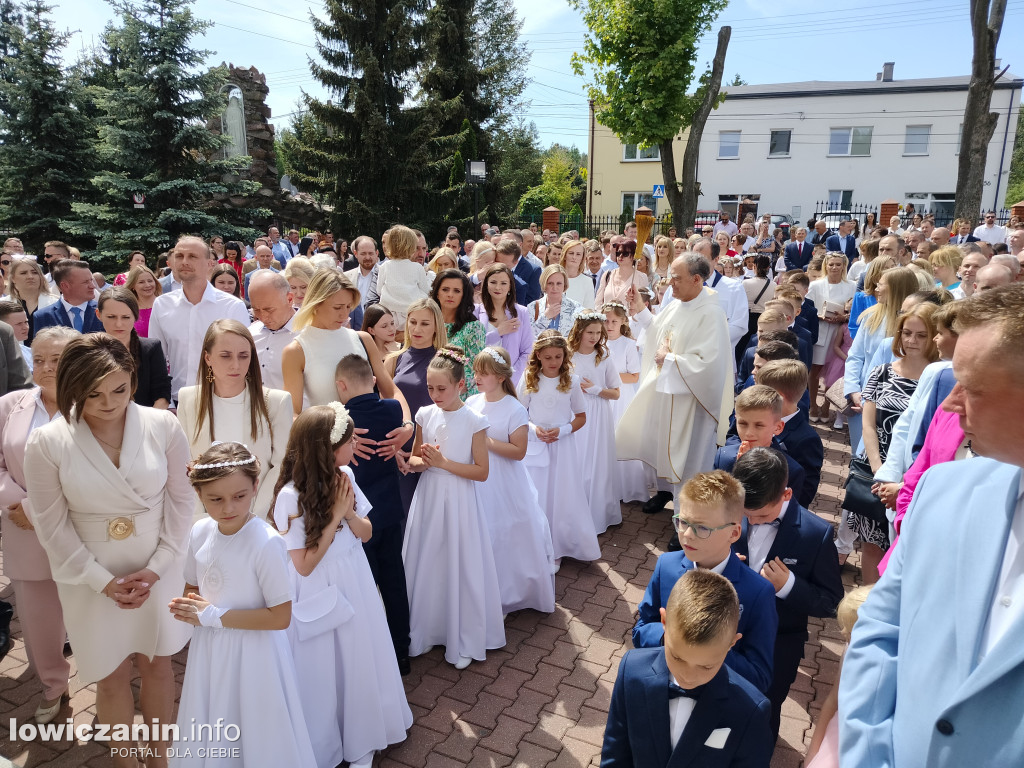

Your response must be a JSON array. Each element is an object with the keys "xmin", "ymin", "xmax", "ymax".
[{"xmin": 616, "ymin": 253, "xmax": 734, "ymax": 514}]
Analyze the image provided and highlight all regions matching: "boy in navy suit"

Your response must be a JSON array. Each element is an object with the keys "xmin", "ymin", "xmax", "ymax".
[
  {"xmin": 738, "ymin": 326, "xmax": 803, "ymax": 384},
  {"xmin": 777, "ymin": 276, "xmax": 818, "ymax": 345},
  {"xmin": 764, "ymin": 299, "xmax": 813, "ymax": 366},
  {"xmin": 634, "ymin": 471, "xmax": 777, "ymax": 694},
  {"xmin": 730, "ymin": 448, "xmax": 843, "ymax": 743},
  {"xmin": 335, "ymin": 353, "xmax": 411, "ymax": 674},
  {"xmin": 714, "ymin": 386, "xmax": 808, "ymax": 507},
  {"xmin": 605, "ymin": 569, "xmax": 772, "ymax": 768},
  {"xmin": 755, "ymin": 360, "xmax": 823, "ymax": 506}
]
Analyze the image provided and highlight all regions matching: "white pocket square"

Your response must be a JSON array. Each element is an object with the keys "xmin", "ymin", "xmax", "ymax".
[
  {"xmin": 783, "ymin": 558, "xmax": 798, "ymax": 565},
  {"xmin": 704, "ymin": 728, "xmax": 730, "ymax": 749}
]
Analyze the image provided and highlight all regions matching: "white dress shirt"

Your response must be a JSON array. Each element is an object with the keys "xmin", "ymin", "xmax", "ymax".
[
  {"xmin": 973, "ymin": 223, "xmax": 1006, "ymax": 245},
  {"xmin": 149, "ymin": 282, "xmax": 251, "ymax": 401},
  {"xmin": 982, "ymin": 477, "xmax": 1024, "ymax": 657},
  {"xmin": 747, "ymin": 500, "xmax": 796, "ymax": 598},
  {"xmin": 668, "ymin": 673, "xmax": 698, "ymax": 747},
  {"xmin": 20, "ymin": 342, "xmax": 32, "ymax": 372},
  {"xmin": 249, "ymin": 313, "xmax": 296, "ymax": 391},
  {"xmin": 60, "ymin": 297, "xmax": 90, "ymax": 330}
]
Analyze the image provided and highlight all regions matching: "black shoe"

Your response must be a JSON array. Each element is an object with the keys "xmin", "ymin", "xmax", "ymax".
[
  {"xmin": 0, "ymin": 600, "xmax": 12, "ymax": 662},
  {"xmin": 642, "ymin": 491, "xmax": 674, "ymax": 515},
  {"xmin": 63, "ymin": 641, "xmax": 73, "ymax": 657},
  {"xmin": 397, "ymin": 654, "xmax": 411, "ymax": 676}
]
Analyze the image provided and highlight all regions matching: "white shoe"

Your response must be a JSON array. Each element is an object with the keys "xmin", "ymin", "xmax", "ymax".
[
  {"xmin": 454, "ymin": 655, "xmax": 473, "ymax": 670},
  {"xmin": 554, "ymin": 558, "xmax": 562, "ymax": 573},
  {"xmin": 34, "ymin": 691, "xmax": 67, "ymax": 724},
  {"xmin": 350, "ymin": 751, "xmax": 375, "ymax": 768}
]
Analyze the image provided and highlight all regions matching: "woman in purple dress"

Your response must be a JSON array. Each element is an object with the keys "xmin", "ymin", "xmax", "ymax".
[{"xmin": 474, "ymin": 264, "xmax": 534, "ymax": 386}]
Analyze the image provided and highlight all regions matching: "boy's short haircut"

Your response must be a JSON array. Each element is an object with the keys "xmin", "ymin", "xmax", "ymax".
[
  {"xmin": 785, "ymin": 271, "xmax": 810, "ymax": 289},
  {"xmin": 757, "ymin": 307, "xmax": 788, "ymax": 327},
  {"xmin": 757, "ymin": 328, "xmax": 799, "ymax": 352},
  {"xmin": 734, "ymin": 384, "xmax": 783, "ymax": 419},
  {"xmin": 679, "ymin": 470, "xmax": 746, "ymax": 524},
  {"xmin": 496, "ymin": 238, "xmax": 521, "ymax": 259},
  {"xmin": 754, "ymin": 340, "xmax": 799, "ymax": 363},
  {"xmin": 731, "ymin": 447, "xmax": 789, "ymax": 510},
  {"xmin": 335, "ymin": 353, "xmax": 374, "ymax": 386},
  {"xmin": 932, "ymin": 301, "xmax": 961, "ymax": 333},
  {"xmin": 665, "ymin": 569, "xmax": 740, "ymax": 646},
  {"xmin": 0, "ymin": 299, "xmax": 24, "ymax": 320},
  {"xmin": 764, "ymin": 299, "xmax": 794, "ymax": 317},
  {"xmin": 755, "ymin": 359, "xmax": 809, "ymax": 404}
]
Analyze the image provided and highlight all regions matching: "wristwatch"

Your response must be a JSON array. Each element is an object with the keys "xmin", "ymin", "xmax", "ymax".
[{"xmin": 402, "ymin": 420, "xmax": 414, "ymax": 429}]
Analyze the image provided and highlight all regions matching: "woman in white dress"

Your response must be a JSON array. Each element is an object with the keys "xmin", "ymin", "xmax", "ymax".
[
  {"xmin": 467, "ymin": 348, "xmax": 556, "ymax": 615},
  {"xmin": 169, "ymin": 443, "xmax": 316, "ymax": 768},
  {"xmin": 403, "ymin": 347, "xmax": 506, "ymax": 669},
  {"xmin": 560, "ymin": 239, "xmax": 596, "ymax": 309},
  {"xmin": 26, "ymin": 334, "xmax": 193, "ymax": 768},
  {"xmin": 602, "ymin": 302, "xmax": 647, "ymax": 503},
  {"xmin": 517, "ymin": 331, "xmax": 601, "ymax": 565},
  {"xmin": 806, "ymin": 254, "xmax": 856, "ymax": 421},
  {"xmin": 271, "ymin": 405, "xmax": 411, "ymax": 768},
  {"xmin": 282, "ymin": 267, "xmax": 413, "ymax": 460},
  {"xmin": 567, "ymin": 312, "xmax": 621, "ymax": 534},
  {"xmin": 176, "ymin": 320, "xmax": 293, "ymax": 521}
]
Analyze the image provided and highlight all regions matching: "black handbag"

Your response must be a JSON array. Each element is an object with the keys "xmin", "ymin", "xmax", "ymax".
[{"xmin": 842, "ymin": 455, "xmax": 889, "ymax": 525}]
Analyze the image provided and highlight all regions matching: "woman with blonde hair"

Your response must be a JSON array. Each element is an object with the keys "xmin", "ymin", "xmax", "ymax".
[
  {"xmin": 123, "ymin": 264, "xmax": 162, "ymax": 337},
  {"xmin": 652, "ymin": 235, "xmax": 674, "ymax": 279},
  {"xmin": 929, "ymin": 245, "xmax": 963, "ymax": 291},
  {"xmin": 283, "ymin": 256, "xmax": 315, "ymax": 308},
  {"xmin": 427, "ymin": 247, "xmax": 459, "ymax": 279},
  {"xmin": 559, "ymin": 239, "xmax": 595, "ymax": 309},
  {"xmin": 176, "ymin": 319, "xmax": 293, "ymax": 520},
  {"xmin": 9, "ymin": 257, "xmax": 57, "ymax": 342},
  {"xmin": 528, "ymin": 264, "xmax": 584, "ymax": 336},
  {"xmin": 806, "ymin": 253, "xmax": 857, "ymax": 422},
  {"xmin": 282, "ymin": 266, "xmax": 415, "ymax": 469},
  {"xmin": 377, "ymin": 224, "xmax": 432, "ymax": 329}
]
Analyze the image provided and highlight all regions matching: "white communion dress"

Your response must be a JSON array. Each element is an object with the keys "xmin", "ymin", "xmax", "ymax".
[
  {"xmin": 571, "ymin": 349, "xmax": 623, "ymax": 533},
  {"xmin": 607, "ymin": 335, "xmax": 649, "ymax": 502}
]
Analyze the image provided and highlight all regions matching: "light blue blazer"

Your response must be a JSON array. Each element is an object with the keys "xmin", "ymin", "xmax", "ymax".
[{"xmin": 839, "ymin": 458, "xmax": 1024, "ymax": 768}]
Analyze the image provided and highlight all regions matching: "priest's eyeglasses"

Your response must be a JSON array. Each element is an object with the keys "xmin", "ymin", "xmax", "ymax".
[{"xmin": 671, "ymin": 516, "xmax": 736, "ymax": 539}]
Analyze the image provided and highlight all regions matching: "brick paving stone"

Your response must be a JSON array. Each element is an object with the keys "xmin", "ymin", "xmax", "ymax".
[
  {"xmin": 549, "ymin": 736, "xmax": 600, "ymax": 768},
  {"xmin": 416, "ymin": 696, "xmax": 474, "ymax": 736},
  {"xmin": 466, "ymin": 746, "xmax": 514, "ymax": 768},
  {"xmin": 446, "ymin": 670, "xmax": 492, "ymax": 706},
  {"xmin": 542, "ymin": 683, "xmax": 592, "ymax": 721},
  {"xmin": 561, "ymin": 706, "xmax": 609, "ymax": 748},
  {"xmin": 407, "ymin": 673, "xmax": 459, "ymax": 710},
  {"xmin": 522, "ymin": 712, "xmax": 578, "ymax": 752},
  {"xmin": 522, "ymin": 663, "xmax": 571, "ymax": 697},
  {"xmin": 508, "ymin": 741, "xmax": 559, "ymax": 768},
  {"xmin": 477, "ymin": 714, "xmax": 534, "ymax": 758},
  {"xmin": 482, "ymin": 667, "xmax": 531, "ymax": 700},
  {"xmin": 460, "ymin": 692, "xmax": 515, "ymax": 731},
  {"xmin": 503, "ymin": 688, "xmax": 555, "ymax": 724},
  {"xmin": 436, "ymin": 720, "xmax": 492, "ymax": 763}
]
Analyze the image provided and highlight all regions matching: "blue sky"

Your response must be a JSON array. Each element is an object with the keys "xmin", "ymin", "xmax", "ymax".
[{"xmin": 54, "ymin": 0, "xmax": 1024, "ymax": 151}]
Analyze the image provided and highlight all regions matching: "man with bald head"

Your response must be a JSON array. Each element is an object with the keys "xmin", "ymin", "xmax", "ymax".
[
  {"xmin": 973, "ymin": 264, "xmax": 1014, "ymax": 293},
  {"xmin": 248, "ymin": 270, "xmax": 296, "ymax": 390},
  {"xmin": 841, "ymin": 283, "xmax": 1024, "ymax": 768},
  {"xmin": 930, "ymin": 227, "xmax": 951, "ymax": 246},
  {"xmin": 991, "ymin": 253, "xmax": 1021, "ymax": 281},
  {"xmin": 618, "ymin": 253, "xmax": 734, "ymax": 518},
  {"xmin": 953, "ymin": 251, "xmax": 990, "ymax": 298},
  {"xmin": 243, "ymin": 244, "xmax": 282, "ymax": 298}
]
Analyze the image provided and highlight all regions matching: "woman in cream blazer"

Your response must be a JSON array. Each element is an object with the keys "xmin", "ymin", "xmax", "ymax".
[{"xmin": 176, "ymin": 319, "xmax": 293, "ymax": 521}]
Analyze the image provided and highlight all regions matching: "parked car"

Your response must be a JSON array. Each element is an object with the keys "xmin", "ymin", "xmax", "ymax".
[
  {"xmin": 816, "ymin": 209, "xmax": 869, "ymax": 232},
  {"xmin": 768, "ymin": 214, "xmax": 793, "ymax": 241},
  {"xmin": 693, "ymin": 210, "xmax": 722, "ymax": 229}
]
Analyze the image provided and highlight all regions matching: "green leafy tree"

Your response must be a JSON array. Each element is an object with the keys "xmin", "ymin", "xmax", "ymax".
[
  {"xmin": 517, "ymin": 144, "xmax": 583, "ymax": 220},
  {"xmin": 0, "ymin": 1, "xmax": 96, "ymax": 249},
  {"xmin": 570, "ymin": 0, "xmax": 730, "ymax": 227},
  {"xmin": 489, "ymin": 120, "xmax": 542, "ymax": 223},
  {"xmin": 1006, "ymin": 105, "xmax": 1024, "ymax": 207},
  {"xmin": 64, "ymin": 0, "xmax": 262, "ymax": 268},
  {"xmin": 294, "ymin": 0, "xmax": 433, "ymax": 236}
]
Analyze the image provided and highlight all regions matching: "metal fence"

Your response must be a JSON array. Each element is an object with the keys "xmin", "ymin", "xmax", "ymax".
[
  {"xmin": 511, "ymin": 213, "xmax": 680, "ymax": 241},
  {"xmin": 811, "ymin": 202, "xmax": 1013, "ymax": 231}
]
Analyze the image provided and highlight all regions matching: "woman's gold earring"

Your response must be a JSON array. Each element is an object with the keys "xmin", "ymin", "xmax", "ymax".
[{"xmin": 206, "ymin": 367, "xmax": 215, "ymax": 383}]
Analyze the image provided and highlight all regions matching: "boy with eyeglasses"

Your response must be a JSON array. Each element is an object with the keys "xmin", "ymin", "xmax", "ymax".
[{"xmin": 633, "ymin": 470, "xmax": 777, "ymax": 694}]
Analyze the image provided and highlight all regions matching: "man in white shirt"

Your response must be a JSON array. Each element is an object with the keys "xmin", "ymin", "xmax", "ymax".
[
  {"xmin": 149, "ymin": 236, "xmax": 250, "ymax": 403},
  {"xmin": 344, "ymin": 235, "xmax": 379, "ymax": 308},
  {"xmin": 248, "ymin": 271, "xmax": 296, "ymax": 391},
  {"xmin": 0, "ymin": 300, "xmax": 32, "ymax": 371},
  {"xmin": 712, "ymin": 211, "xmax": 738, "ymax": 239},
  {"xmin": 953, "ymin": 250, "xmax": 990, "ymax": 298},
  {"xmin": 243, "ymin": 245, "xmax": 282, "ymax": 298},
  {"xmin": 1007, "ymin": 228, "xmax": 1024, "ymax": 258},
  {"xmin": 973, "ymin": 211, "xmax": 1006, "ymax": 245},
  {"xmin": 269, "ymin": 226, "xmax": 291, "ymax": 265},
  {"xmin": 519, "ymin": 229, "xmax": 543, "ymax": 269}
]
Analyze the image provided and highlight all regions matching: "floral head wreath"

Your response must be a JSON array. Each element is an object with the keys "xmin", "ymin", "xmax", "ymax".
[
  {"xmin": 483, "ymin": 347, "xmax": 506, "ymax": 365},
  {"xmin": 327, "ymin": 401, "xmax": 350, "ymax": 444},
  {"xmin": 602, "ymin": 301, "xmax": 628, "ymax": 314},
  {"xmin": 436, "ymin": 348, "xmax": 468, "ymax": 366},
  {"xmin": 576, "ymin": 310, "xmax": 607, "ymax": 323},
  {"xmin": 189, "ymin": 441, "xmax": 257, "ymax": 472}
]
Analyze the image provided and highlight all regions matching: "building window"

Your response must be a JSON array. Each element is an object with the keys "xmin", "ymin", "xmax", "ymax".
[
  {"xmin": 768, "ymin": 130, "xmax": 791, "ymax": 157},
  {"xmin": 828, "ymin": 127, "xmax": 872, "ymax": 156},
  {"xmin": 622, "ymin": 193, "xmax": 658, "ymax": 216},
  {"xmin": 904, "ymin": 192, "xmax": 956, "ymax": 221},
  {"xmin": 828, "ymin": 190, "xmax": 854, "ymax": 209},
  {"xmin": 904, "ymin": 125, "xmax": 931, "ymax": 155},
  {"xmin": 718, "ymin": 194, "xmax": 760, "ymax": 221},
  {"xmin": 718, "ymin": 131, "xmax": 741, "ymax": 159},
  {"xmin": 623, "ymin": 144, "xmax": 660, "ymax": 161}
]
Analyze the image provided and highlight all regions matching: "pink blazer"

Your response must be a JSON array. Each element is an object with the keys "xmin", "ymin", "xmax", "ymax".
[
  {"xmin": 878, "ymin": 408, "xmax": 964, "ymax": 576},
  {"xmin": 0, "ymin": 387, "xmax": 54, "ymax": 581}
]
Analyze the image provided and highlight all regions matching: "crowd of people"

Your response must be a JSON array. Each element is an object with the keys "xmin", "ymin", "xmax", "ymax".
[{"xmin": 0, "ymin": 207, "xmax": 1021, "ymax": 768}]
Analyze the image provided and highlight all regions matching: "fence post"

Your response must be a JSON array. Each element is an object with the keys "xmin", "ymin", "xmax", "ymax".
[
  {"xmin": 879, "ymin": 199, "xmax": 900, "ymax": 227},
  {"xmin": 543, "ymin": 206, "xmax": 561, "ymax": 236},
  {"xmin": 1012, "ymin": 201, "xmax": 1024, "ymax": 222}
]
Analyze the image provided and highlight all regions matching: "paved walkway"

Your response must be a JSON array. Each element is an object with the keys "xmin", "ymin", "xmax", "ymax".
[{"xmin": 0, "ymin": 421, "xmax": 859, "ymax": 768}]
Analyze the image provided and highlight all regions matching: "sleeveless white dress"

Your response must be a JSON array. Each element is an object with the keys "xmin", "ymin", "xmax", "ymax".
[
  {"xmin": 466, "ymin": 394, "xmax": 556, "ymax": 614},
  {"xmin": 296, "ymin": 325, "xmax": 367, "ymax": 406},
  {"xmin": 402, "ymin": 405, "xmax": 506, "ymax": 663},
  {"xmin": 571, "ymin": 350, "xmax": 622, "ymax": 533},
  {"xmin": 517, "ymin": 374, "xmax": 602, "ymax": 562},
  {"xmin": 607, "ymin": 335, "xmax": 648, "ymax": 502},
  {"xmin": 274, "ymin": 473, "xmax": 412, "ymax": 767}
]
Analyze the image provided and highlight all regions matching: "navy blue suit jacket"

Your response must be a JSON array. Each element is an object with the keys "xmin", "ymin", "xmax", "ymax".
[
  {"xmin": 783, "ymin": 241, "xmax": 813, "ymax": 272},
  {"xmin": 778, "ymin": 410, "xmax": 823, "ymax": 508},
  {"xmin": 796, "ymin": 299, "xmax": 819, "ymax": 345},
  {"xmin": 601, "ymin": 647, "xmax": 772, "ymax": 768},
  {"xmin": 739, "ymin": 333, "xmax": 812, "ymax": 380},
  {"xmin": 733, "ymin": 503, "xmax": 843, "ymax": 638},
  {"xmin": 824, "ymin": 234, "xmax": 859, "ymax": 265},
  {"xmin": 714, "ymin": 437, "xmax": 811, "ymax": 508},
  {"xmin": 33, "ymin": 300, "xmax": 105, "ymax": 334},
  {"xmin": 735, "ymin": 374, "xmax": 810, "ymax": 414},
  {"xmin": 634, "ymin": 551, "xmax": 777, "ymax": 693},
  {"xmin": 345, "ymin": 392, "xmax": 405, "ymax": 528},
  {"xmin": 513, "ymin": 258, "xmax": 542, "ymax": 305},
  {"xmin": 911, "ymin": 366, "xmax": 957, "ymax": 459}
]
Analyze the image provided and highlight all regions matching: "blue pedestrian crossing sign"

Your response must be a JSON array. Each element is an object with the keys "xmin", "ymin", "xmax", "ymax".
[{"xmin": 652, "ymin": 184, "xmax": 666, "ymax": 198}]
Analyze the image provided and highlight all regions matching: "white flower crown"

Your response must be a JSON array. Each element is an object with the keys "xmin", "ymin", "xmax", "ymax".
[
  {"xmin": 576, "ymin": 310, "xmax": 607, "ymax": 323},
  {"xmin": 602, "ymin": 301, "xmax": 628, "ymax": 313},
  {"xmin": 327, "ymin": 401, "xmax": 350, "ymax": 444},
  {"xmin": 191, "ymin": 441, "xmax": 257, "ymax": 470},
  {"xmin": 483, "ymin": 347, "xmax": 506, "ymax": 365}
]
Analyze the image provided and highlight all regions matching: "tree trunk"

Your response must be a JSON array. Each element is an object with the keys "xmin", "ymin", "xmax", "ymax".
[
  {"xmin": 954, "ymin": 0, "xmax": 1007, "ymax": 221},
  {"xmin": 662, "ymin": 25, "xmax": 731, "ymax": 231}
]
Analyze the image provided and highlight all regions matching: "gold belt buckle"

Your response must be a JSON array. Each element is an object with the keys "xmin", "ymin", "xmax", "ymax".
[{"xmin": 108, "ymin": 517, "xmax": 135, "ymax": 541}]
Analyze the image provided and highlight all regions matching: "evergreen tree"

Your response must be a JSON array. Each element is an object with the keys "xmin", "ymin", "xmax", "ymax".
[
  {"xmin": 0, "ymin": 0, "xmax": 22, "ymax": 126},
  {"xmin": 295, "ymin": 0, "xmax": 433, "ymax": 237},
  {"xmin": 0, "ymin": 1, "xmax": 96, "ymax": 249},
  {"xmin": 490, "ymin": 120, "xmax": 542, "ymax": 223},
  {"xmin": 64, "ymin": 0, "xmax": 262, "ymax": 265}
]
